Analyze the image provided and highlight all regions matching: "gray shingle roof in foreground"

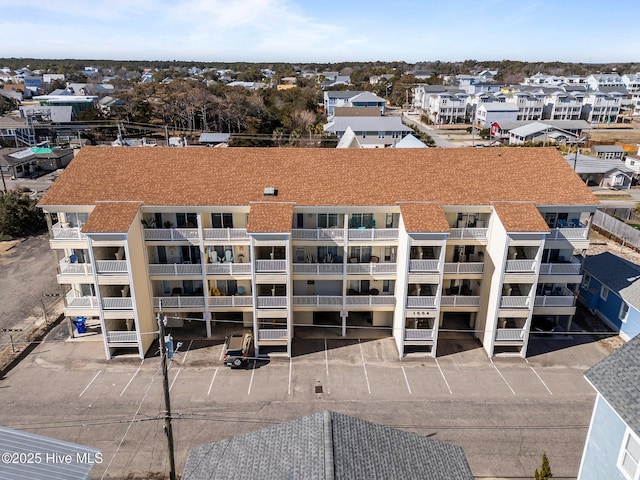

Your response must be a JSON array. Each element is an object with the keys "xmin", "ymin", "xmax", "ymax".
[
  {"xmin": 183, "ymin": 410, "xmax": 475, "ymax": 480},
  {"xmin": 585, "ymin": 334, "xmax": 640, "ymax": 434}
]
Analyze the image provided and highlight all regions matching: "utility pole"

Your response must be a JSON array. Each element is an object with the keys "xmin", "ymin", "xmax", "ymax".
[{"xmin": 157, "ymin": 310, "xmax": 177, "ymax": 480}]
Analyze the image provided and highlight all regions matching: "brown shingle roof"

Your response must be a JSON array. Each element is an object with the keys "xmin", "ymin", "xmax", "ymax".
[
  {"xmin": 247, "ymin": 202, "xmax": 295, "ymax": 233},
  {"xmin": 38, "ymin": 146, "xmax": 599, "ymax": 208},
  {"xmin": 81, "ymin": 201, "xmax": 142, "ymax": 233},
  {"xmin": 492, "ymin": 202, "xmax": 550, "ymax": 232},
  {"xmin": 399, "ymin": 203, "xmax": 450, "ymax": 233}
]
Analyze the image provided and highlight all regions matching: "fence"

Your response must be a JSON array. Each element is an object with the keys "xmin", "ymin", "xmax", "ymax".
[{"xmin": 592, "ymin": 210, "xmax": 640, "ymax": 251}]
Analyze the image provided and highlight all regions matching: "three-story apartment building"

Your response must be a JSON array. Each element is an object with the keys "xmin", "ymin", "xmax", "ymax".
[{"xmin": 38, "ymin": 147, "xmax": 599, "ymax": 360}]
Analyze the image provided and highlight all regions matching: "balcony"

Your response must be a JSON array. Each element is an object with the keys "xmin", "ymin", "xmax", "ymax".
[
  {"xmin": 449, "ymin": 228, "xmax": 488, "ymax": 241},
  {"xmin": 406, "ymin": 296, "xmax": 437, "ymax": 308},
  {"xmin": 65, "ymin": 294, "xmax": 99, "ymax": 309},
  {"xmin": 106, "ymin": 331, "xmax": 138, "ymax": 344},
  {"xmin": 345, "ymin": 295, "xmax": 395, "ymax": 306},
  {"xmin": 144, "ymin": 228, "xmax": 200, "ymax": 241},
  {"xmin": 258, "ymin": 329, "xmax": 288, "ymax": 341},
  {"xmin": 495, "ymin": 328, "xmax": 525, "ymax": 342},
  {"xmin": 404, "ymin": 328, "xmax": 434, "ymax": 341},
  {"xmin": 102, "ymin": 297, "xmax": 133, "ymax": 310},
  {"xmin": 346, "ymin": 263, "xmax": 397, "ymax": 275},
  {"xmin": 59, "ymin": 260, "xmax": 93, "ymax": 275},
  {"xmin": 202, "ymin": 228, "xmax": 249, "ymax": 241},
  {"xmin": 499, "ymin": 296, "xmax": 531, "ymax": 308},
  {"xmin": 51, "ymin": 222, "xmax": 86, "ymax": 241},
  {"xmin": 153, "ymin": 296, "xmax": 206, "ymax": 308},
  {"xmin": 95, "ymin": 260, "xmax": 128, "ymax": 274},
  {"xmin": 534, "ymin": 290, "xmax": 575, "ymax": 307},
  {"xmin": 292, "ymin": 228, "xmax": 344, "ymax": 241},
  {"xmin": 347, "ymin": 228, "xmax": 398, "ymax": 241},
  {"xmin": 443, "ymin": 262, "xmax": 484, "ymax": 274},
  {"xmin": 255, "ymin": 259, "xmax": 287, "ymax": 273},
  {"xmin": 208, "ymin": 296, "xmax": 253, "ymax": 308},
  {"xmin": 548, "ymin": 227, "xmax": 588, "ymax": 241},
  {"xmin": 440, "ymin": 295, "xmax": 480, "ymax": 307},
  {"xmin": 206, "ymin": 263, "xmax": 252, "ymax": 275},
  {"xmin": 409, "ymin": 260, "xmax": 440, "ymax": 273},
  {"xmin": 293, "ymin": 263, "xmax": 343, "ymax": 275},
  {"xmin": 257, "ymin": 296, "xmax": 287, "ymax": 308},
  {"xmin": 539, "ymin": 259, "xmax": 581, "ymax": 275},
  {"xmin": 505, "ymin": 259, "xmax": 536, "ymax": 273},
  {"xmin": 293, "ymin": 295, "xmax": 343, "ymax": 307},
  {"xmin": 149, "ymin": 263, "xmax": 203, "ymax": 276}
]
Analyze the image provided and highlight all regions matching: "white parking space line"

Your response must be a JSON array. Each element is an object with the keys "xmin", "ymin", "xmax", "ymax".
[
  {"xmin": 490, "ymin": 359, "xmax": 516, "ymax": 395},
  {"xmin": 435, "ymin": 359, "xmax": 453, "ymax": 394},
  {"xmin": 401, "ymin": 366, "xmax": 412, "ymax": 395},
  {"xmin": 324, "ymin": 338, "xmax": 330, "ymax": 394},
  {"xmin": 288, "ymin": 358, "xmax": 292, "ymax": 395},
  {"xmin": 248, "ymin": 360, "xmax": 256, "ymax": 395},
  {"xmin": 207, "ymin": 368, "xmax": 219, "ymax": 396},
  {"xmin": 169, "ymin": 368, "xmax": 181, "ymax": 392},
  {"xmin": 358, "ymin": 339, "xmax": 371, "ymax": 395},
  {"xmin": 182, "ymin": 339, "xmax": 194, "ymax": 364},
  {"xmin": 79, "ymin": 370, "xmax": 102, "ymax": 398},
  {"xmin": 526, "ymin": 360, "xmax": 553, "ymax": 395},
  {"xmin": 219, "ymin": 345, "xmax": 225, "ymax": 361},
  {"xmin": 120, "ymin": 365, "xmax": 141, "ymax": 397}
]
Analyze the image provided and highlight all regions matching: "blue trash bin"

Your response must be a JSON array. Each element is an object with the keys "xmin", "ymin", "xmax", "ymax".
[{"xmin": 74, "ymin": 317, "xmax": 87, "ymax": 334}]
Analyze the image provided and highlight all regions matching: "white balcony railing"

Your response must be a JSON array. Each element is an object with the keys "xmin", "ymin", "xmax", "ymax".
[
  {"xmin": 202, "ymin": 228, "xmax": 249, "ymax": 241},
  {"xmin": 539, "ymin": 261, "xmax": 581, "ymax": 275},
  {"xmin": 406, "ymin": 296, "xmax": 437, "ymax": 308},
  {"xmin": 495, "ymin": 328, "xmax": 525, "ymax": 341},
  {"xmin": 347, "ymin": 228, "xmax": 399, "ymax": 241},
  {"xmin": 292, "ymin": 263, "xmax": 344, "ymax": 275},
  {"xmin": 505, "ymin": 259, "xmax": 536, "ymax": 273},
  {"xmin": 255, "ymin": 259, "xmax": 287, "ymax": 273},
  {"xmin": 404, "ymin": 328, "xmax": 434, "ymax": 341},
  {"xmin": 149, "ymin": 263, "xmax": 204, "ymax": 275},
  {"xmin": 208, "ymin": 296, "xmax": 253, "ymax": 308},
  {"xmin": 106, "ymin": 331, "xmax": 138, "ymax": 343},
  {"xmin": 95, "ymin": 260, "xmax": 129, "ymax": 274},
  {"xmin": 65, "ymin": 294, "xmax": 99, "ymax": 309},
  {"xmin": 292, "ymin": 228, "xmax": 344, "ymax": 241},
  {"xmin": 534, "ymin": 295, "xmax": 575, "ymax": 307},
  {"xmin": 52, "ymin": 222, "xmax": 86, "ymax": 240},
  {"xmin": 59, "ymin": 261, "xmax": 93, "ymax": 275},
  {"xmin": 439, "ymin": 295, "xmax": 480, "ymax": 307},
  {"xmin": 449, "ymin": 227, "xmax": 488, "ymax": 241},
  {"xmin": 257, "ymin": 296, "xmax": 287, "ymax": 308},
  {"xmin": 153, "ymin": 296, "xmax": 206, "ymax": 308},
  {"xmin": 500, "ymin": 296, "xmax": 531, "ymax": 308},
  {"xmin": 409, "ymin": 260, "xmax": 440, "ymax": 272},
  {"xmin": 258, "ymin": 329, "xmax": 288, "ymax": 341},
  {"xmin": 443, "ymin": 262, "xmax": 484, "ymax": 274},
  {"xmin": 548, "ymin": 227, "xmax": 588, "ymax": 241},
  {"xmin": 293, "ymin": 295, "xmax": 343, "ymax": 307},
  {"xmin": 102, "ymin": 297, "xmax": 134, "ymax": 310},
  {"xmin": 346, "ymin": 263, "xmax": 396, "ymax": 275},
  {"xmin": 144, "ymin": 228, "xmax": 200, "ymax": 241},
  {"xmin": 206, "ymin": 263, "xmax": 252, "ymax": 275},
  {"xmin": 345, "ymin": 295, "xmax": 395, "ymax": 306}
]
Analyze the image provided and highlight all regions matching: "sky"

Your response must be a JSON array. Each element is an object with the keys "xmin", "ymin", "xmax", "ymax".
[{"xmin": 1, "ymin": 0, "xmax": 639, "ymax": 64}]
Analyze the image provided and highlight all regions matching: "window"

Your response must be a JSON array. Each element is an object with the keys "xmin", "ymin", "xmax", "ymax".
[
  {"xmin": 211, "ymin": 213, "xmax": 233, "ymax": 228},
  {"xmin": 600, "ymin": 285, "xmax": 609, "ymax": 301},
  {"xmin": 176, "ymin": 213, "xmax": 197, "ymax": 227},
  {"xmin": 581, "ymin": 273, "xmax": 591, "ymax": 290},
  {"xmin": 317, "ymin": 213, "xmax": 339, "ymax": 228},
  {"xmin": 618, "ymin": 430, "xmax": 640, "ymax": 480},
  {"xmin": 350, "ymin": 213, "xmax": 374, "ymax": 228},
  {"xmin": 620, "ymin": 302, "xmax": 630, "ymax": 323}
]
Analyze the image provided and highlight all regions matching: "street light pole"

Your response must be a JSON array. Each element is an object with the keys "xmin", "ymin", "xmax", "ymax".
[{"xmin": 157, "ymin": 309, "xmax": 177, "ymax": 480}]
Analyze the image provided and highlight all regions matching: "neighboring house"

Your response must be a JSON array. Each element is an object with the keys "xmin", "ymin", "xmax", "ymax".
[
  {"xmin": 20, "ymin": 105, "xmax": 74, "ymax": 123},
  {"xmin": 38, "ymin": 146, "xmax": 598, "ymax": 361},
  {"xmin": 225, "ymin": 81, "xmax": 265, "ymax": 90},
  {"xmin": 393, "ymin": 133, "xmax": 427, "ymax": 148},
  {"xmin": 565, "ymin": 153, "xmax": 634, "ymax": 189},
  {"xmin": 32, "ymin": 92, "xmax": 98, "ymax": 116},
  {"xmin": 42, "ymin": 73, "xmax": 65, "ymax": 84},
  {"xmin": 0, "ymin": 426, "xmax": 101, "ymax": 480},
  {"xmin": 426, "ymin": 92, "xmax": 468, "ymax": 124},
  {"xmin": 183, "ymin": 411, "xmax": 474, "ymax": 480},
  {"xmin": 323, "ymin": 91, "xmax": 385, "ymax": 116},
  {"xmin": 621, "ymin": 73, "xmax": 640, "ymax": 94},
  {"xmin": 369, "ymin": 74, "xmax": 394, "ymax": 84},
  {"xmin": 592, "ymin": 145, "xmax": 626, "ymax": 160},
  {"xmin": 578, "ymin": 252, "xmax": 640, "ymax": 341},
  {"xmin": 508, "ymin": 121, "xmax": 574, "ymax": 145},
  {"xmin": 475, "ymin": 103, "xmax": 519, "ymax": 128},
  {"xmin": 582, "ymin": 91, "xmax": 622, "ymax": 124},
  {"xmin": 492, "ymin": 119, "xmax": 590, "ymax": 143},
  {"xmin": 542, "ymin": 91, "xmax": 584, "ymax": 120},
  {"xmin": 0, "ymin": 116, "xmax": 31, "ymax": 145},
  {"xmin": 0, "ymin": 147, "xmax": 74, "ymax": 179},
  {"xmin": 198, "ymin": 132, "xmax": 230, "ymax": 146},
  {"xmin": 335, "ymin": 126, "xmax": 362, "ymax": 149},
  {"xmin": 323, "ymin": 116, "xmax": 412, "ymax": 147},
  {"xmin": 504, "ymin": 91, "xmax": 544, "ymax": 121},
  {"xmin": 586, "ymin": 73, "xmax": 625, "ymax": 91},
  {"xmin": 578, "ymin": 335, "xmax": 640, "ymax": 480},
  {"xmin": 624, "ymin": 145, "xmax": 640, "ymax": 175}
]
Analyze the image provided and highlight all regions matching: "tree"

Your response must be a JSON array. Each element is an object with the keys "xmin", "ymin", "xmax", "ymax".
[
  {"xmin": 534, "ymin": 452, "xmax": 552, "ymax": 480},
  {"xmin": 0, "ymin": 191, "xmax": 47, "ymax": 240}
]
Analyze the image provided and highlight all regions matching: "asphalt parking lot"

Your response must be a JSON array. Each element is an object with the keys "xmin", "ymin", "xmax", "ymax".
[{"xmin": 0, "ymin": 322, "xmax": 612, "ymax": 480}]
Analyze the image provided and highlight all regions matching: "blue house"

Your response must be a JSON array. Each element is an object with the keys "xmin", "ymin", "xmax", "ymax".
[
  {"xmin": 578, "ymin": 335, "xmax": 640, "ymax": 480},
  {"xmin": 578, "ymin": 252, "xmax": 640, "ymax": 341}
]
